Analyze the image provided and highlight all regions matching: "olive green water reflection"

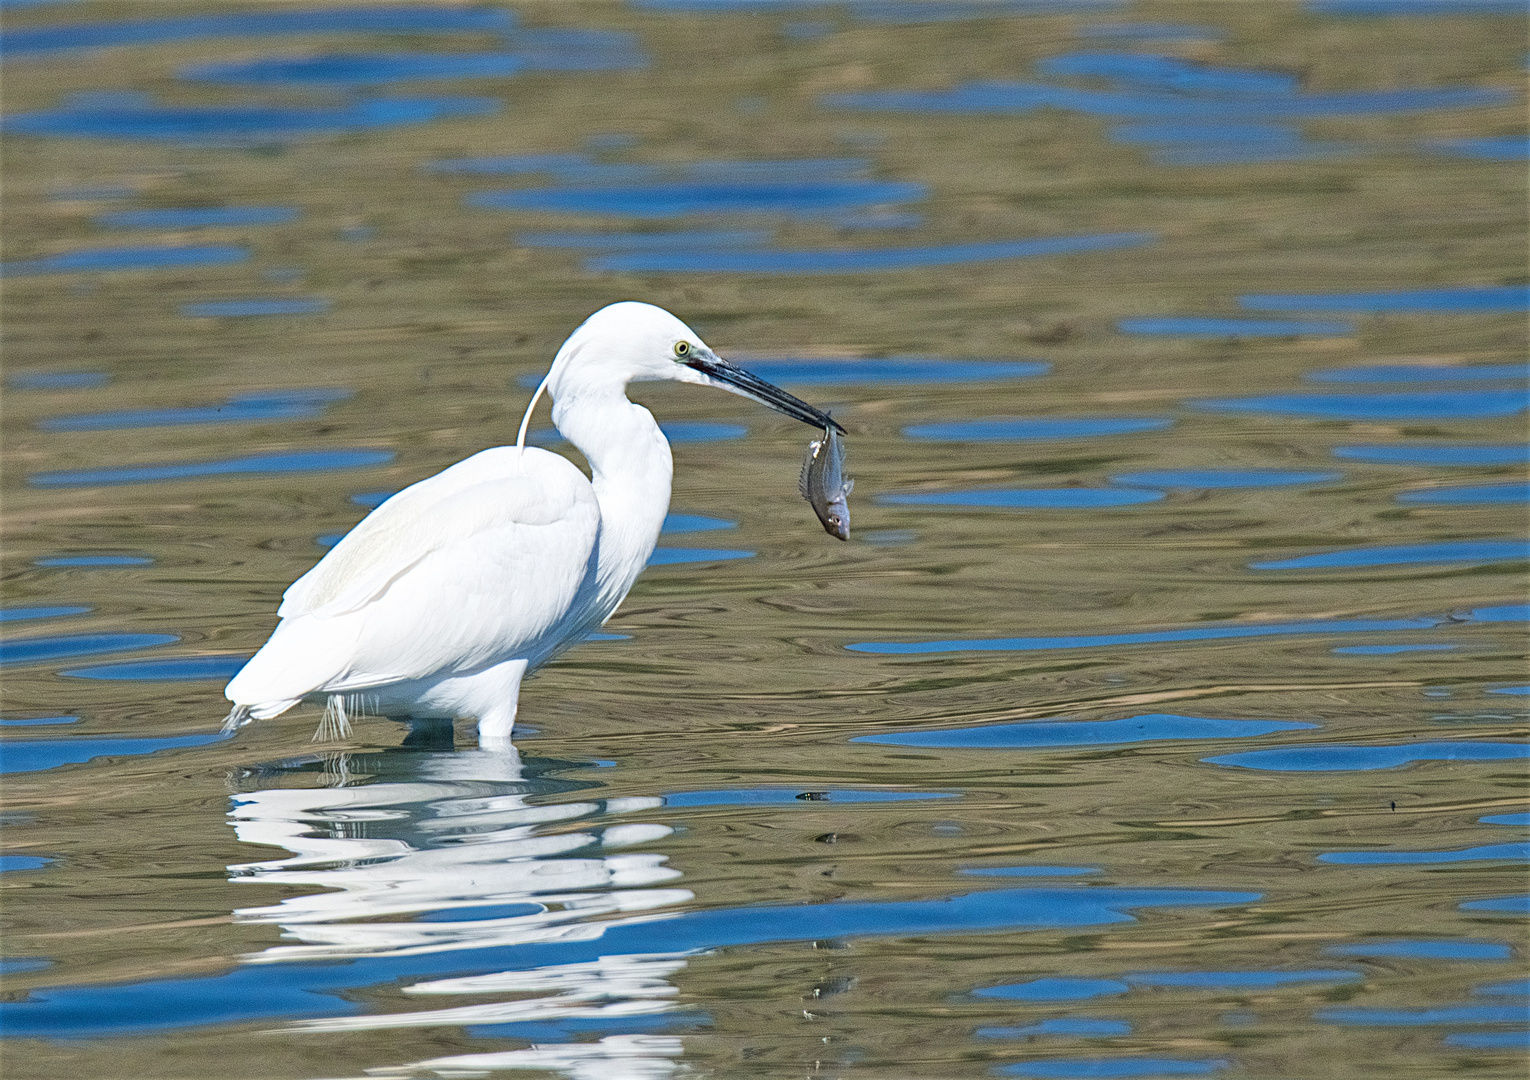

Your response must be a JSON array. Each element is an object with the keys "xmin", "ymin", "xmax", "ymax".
[{"xmin": 1, "ymin": 2, "xmax": 1526, "ymax": 1078}]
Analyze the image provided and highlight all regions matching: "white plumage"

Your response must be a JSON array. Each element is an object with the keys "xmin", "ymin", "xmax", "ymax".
[{"xmin": 224, "ymin": 301, "xmax": 840, "ymax": 746}]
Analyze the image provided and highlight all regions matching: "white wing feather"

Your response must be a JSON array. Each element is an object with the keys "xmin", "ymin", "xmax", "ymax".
[{"xmin": 226, "ymin": 447, "xmax": 601, "ymax": 707}]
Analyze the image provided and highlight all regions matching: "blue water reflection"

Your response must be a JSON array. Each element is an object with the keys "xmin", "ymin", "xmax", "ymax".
[
  {"xmin": 0, "ymin": 733, "xmax": 226, "ymax": 775},
  {"xmin": 1310, "ymin": 0, "xmax": 1527, "ymax": 14},
  {"xmin": 0, "ymin": 7, "xmax": 521, "ymax": 52},
  {"xmin": 451, "ymin": 157, "xmax": 870, "ymax": 182},
  {"xmin": 518, "ymin": 229, "xmax": 774, "ymax": 250},
  {"xmin": 662, "ymin": 513, "xmax": 736, "ymax": 534},
  {"xmin": 877, "ymin": 489, "xmax": 1163, "ymax": 509},
  {"xmin": 0, "ymin": 632, "xmax": 176, "ymax": 667},
  {"xmin": 1475, "ymin": 979, "xmax": 1530, "ymax": 996},
  {"xmin": 1480, "ymin": 813, "xmax": 1530, "ymax": 826},
  {"xmin": 1318, "ymin": 843, "xmax": 1529, "ymax": 865},
  {"xmin": 182, "ymin": 43, "xmax": 644, "ymax": 87},
  {"xmin": 1332, "ymin": 644, "xmax": 1456, "ymax": 655},
  {"xmin": 30, "ymin": 448, "xmax": 393, "ymax": 487},
  {"xmin": 1326, "ymin": 941, "xmax": 1512, "ymax": 961},
  {"xmin": 1319, "ymin": 1004, "xmax": 1525, "ymax": 1025},
  {"xmin": 1251, "ymin": 539, "xmax": 1528, "ymax": 571},
  {"xmin": 0, "ymin": 883, "xmax": 1258, "ymax": 1036},
  {"xmin": 1205, "ymin": 742, "xmax": 1529, "ymax": 772},
  {"xmin": 60, "ymin": 654, "xmax": 250, "ymax": 681},
  {"xmin": 1112, "ymin": 469, "xmax": 1341, "ymax": 489},
  {"xmin": 0, "ymin": 856, "xmax": 54, "ymax": 872},
  {"xmin": 1241, "ymin": 285, "xmax": 1529, "ymax": 314},
  {"xmin": 1399, "ymin": 483, "xmax": 1529, "ymax": 505},
  {"xmin": 1334, "ymin": 444, "xmax": 1529, "ymax": 467},
  {"xmin": 5, "ymin": 97, "xmax": 498, "ymax": 144},
  {"xmin": 848, "ymin": 614, "xmax": 1442, "ymax": 655},
  {"xmin": 1426, "ymin": 137, "xmax": 1529, "ymax": 161},
  {"xmin": 979, "ymin": 1019, "xmax": 1132, "ymax": 1038},
  {"xmin": 997, "ymin": 1057, "xmax": 1228, "ymax": 1077},
  {"xmin": 96, "ymin": 207, "xmax": 298, "ymax": 228},
  {"xmin": 1460, "ymin": 896, "xmax": 1530, "ymax": 913},
  {"xmin": 1, "ymin": 244, "xmax": 247, "ymax": 275},
  {"xmin": 7, "ymin": 371, "xmax": 109, "ymax": 390},
  {"xmin": 1192, "ymin": 389, "xmax": 1529, "ymax": 421},
  {"xmin": 429, "ymin": 151, "xmax": 594, "ymax": 175},
  {"xmin": 40, "ymin": 389, "xmax": 352, "ymax": 431},
  {"xmin": 35, "ymin": 554, "xmax": 153, "ymax": 567},
  {"xmin": 181, "ymin": 299, "xmax": 329, "ymax": 317},
  {"xmin": 470, "ymin": 178, "xmax": 924, "ymax": 219},
  {"xmin": 1037, "ymin": 52, "xmax": 1298, "ymax": 96},
  {"xmin": 0, "ymin": 716, "xmax": 79, "ymax": 727},
  {"xmin": 855, "ymin": 714, "xmax": 1316, "ymax": 749},
  {"xmin": 588, "ymin": 232, "xmax": 1155, "ymax": 274},
  {"xmin": 1127, "ymin": 970, "xmax": 1359, "ymax": 988},
  {"xmin": 660, "ymin": 421, "xmax": 747, "ymax": 443},
  {"xmin": 0, "ymin": 605, "xmax": 90, "ymax": 623},
  {"xmin": 1487, "ymin": 686, "xmax": 1530, "ymax": 695},
  {"xmin": 976, "ymin": 978, "xmax": 1130, "ymax": 1002},
  {"xmin": 1450, "ymin": 1020, "xmax": 1526, "ymax": 1043},
  {"xmin": 1119, "ymin": 317, "xmax": 1353, "ymax": 335},
  {"xmin": 1306, "ymin": 362, "xmax": 1528, "ymax": 383},
  {"xmin": 745, "ymin": 357, "xmax": 1049, "ymax": 385},
  {"xmin": 647, "ymin": 547, "xmax": 755, "ymax": 566},
  {"xmin": 1469, "ymin": 603, "xmax": 1530, "ymax": 622},
  {"xmin": 907, "ymin": 418, "xmax": 1169, "ymax": 441}
]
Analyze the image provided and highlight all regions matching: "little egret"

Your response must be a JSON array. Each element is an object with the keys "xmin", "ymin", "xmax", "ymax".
[{"xmin": 223, "ymin": 302, "xmax": 842, "ymax": 745}]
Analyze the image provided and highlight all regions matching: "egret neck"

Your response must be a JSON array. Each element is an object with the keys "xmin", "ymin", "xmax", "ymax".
[{"xmin": 549, "ymin": 383, "xmax": 672, "ymax": 613}]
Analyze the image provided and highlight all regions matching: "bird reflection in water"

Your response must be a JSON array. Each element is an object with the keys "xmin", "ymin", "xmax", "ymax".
[{"xmin": 227, "ymin": 728, "xmax": 693, "ymax": 1078}]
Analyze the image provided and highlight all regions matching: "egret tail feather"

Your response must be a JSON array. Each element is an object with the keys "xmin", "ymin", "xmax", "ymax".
[
  {"xmin": 221, "ymin": 704, "xmax": 253, "ymax": 734},
  {"xmin": 315, "ymin": 695, "xmax": 354, "ymax": 743}
]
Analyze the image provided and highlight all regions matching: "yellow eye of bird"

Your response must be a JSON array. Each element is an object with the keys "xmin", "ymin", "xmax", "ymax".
[{"xmin": 673, "ymin": 341, "xmax": 691, "ymax": 358}]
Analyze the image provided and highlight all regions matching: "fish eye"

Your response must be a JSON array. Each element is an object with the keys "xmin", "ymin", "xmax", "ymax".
[{"xmin": 672, "ymin": 340, "xmax": 691, "ymax": 359}]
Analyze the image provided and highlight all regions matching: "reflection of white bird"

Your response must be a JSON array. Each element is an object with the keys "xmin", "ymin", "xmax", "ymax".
[{"xmin": 224, "ymin": 302, "xmax": 841, "ymax": 744}]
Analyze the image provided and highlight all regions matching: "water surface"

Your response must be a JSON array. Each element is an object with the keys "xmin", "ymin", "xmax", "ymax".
[{"xmin": 1, "ymin": 3, "xmax": 1525, "ymax": 1078}]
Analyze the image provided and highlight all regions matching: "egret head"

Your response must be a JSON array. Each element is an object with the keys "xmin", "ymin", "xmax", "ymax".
[{"xmin": 547, "ymin": 301, "xmax": 844, "ymax": 432}]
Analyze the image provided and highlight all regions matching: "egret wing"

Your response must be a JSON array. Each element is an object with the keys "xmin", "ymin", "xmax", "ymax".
[
  {"xmin": 228, "ymin": 448, "xmax": 600, "ymax": 705},
  {"xmin": 280, "ymin": 447, "xmax": 586, "ymax": 619}
]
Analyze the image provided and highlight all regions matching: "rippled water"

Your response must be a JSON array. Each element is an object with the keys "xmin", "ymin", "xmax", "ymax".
[{"xmin": 1, "ymin": 2, "xmax": 1526, "ymax": 1078}]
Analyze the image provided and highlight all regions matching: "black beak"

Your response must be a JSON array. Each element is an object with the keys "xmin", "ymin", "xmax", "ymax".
[{"xmin": 684, "ymin": 354, "xmax": 846, "ymax": 433}]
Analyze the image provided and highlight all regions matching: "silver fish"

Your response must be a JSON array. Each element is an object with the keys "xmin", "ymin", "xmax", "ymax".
[{"xmin": 800, "ymin": 424, "xmax": 853, "ymax": 541}]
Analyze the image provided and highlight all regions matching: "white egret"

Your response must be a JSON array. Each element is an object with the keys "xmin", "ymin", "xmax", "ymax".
[{"xmin": 223, "ymin": 301, "xmax": 842, "ymax": 746}]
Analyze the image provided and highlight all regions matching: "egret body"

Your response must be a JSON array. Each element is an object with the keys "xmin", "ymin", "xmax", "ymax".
[{"xmin": 223, "ymin": 303, "xmax": 840, "ymax": 746}]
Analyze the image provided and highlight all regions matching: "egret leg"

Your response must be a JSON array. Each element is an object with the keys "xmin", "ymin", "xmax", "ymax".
[{"xmin": 474, "ymin": 658, "xmax": 529, "ymax": 749}]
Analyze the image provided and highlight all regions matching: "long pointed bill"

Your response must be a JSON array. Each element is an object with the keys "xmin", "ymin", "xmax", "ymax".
[{"xmin": 684, "ymin": 355, "xmax": 845, "ymax": 433}]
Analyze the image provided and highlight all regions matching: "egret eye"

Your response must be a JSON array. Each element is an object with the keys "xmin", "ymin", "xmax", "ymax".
[{"xmin": 673, "ymin": 340, "xmax": 691, "ymax": 359}]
